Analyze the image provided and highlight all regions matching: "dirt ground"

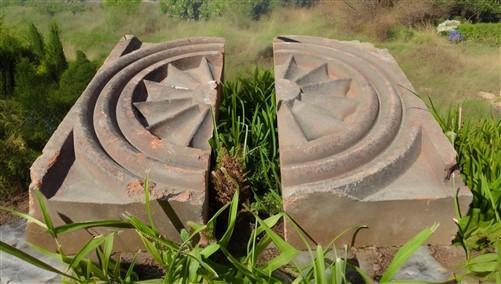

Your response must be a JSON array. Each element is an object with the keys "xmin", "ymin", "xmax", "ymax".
[{"xmin": 0, "ymin": 191, "xmax": 29, "ymax": 225}]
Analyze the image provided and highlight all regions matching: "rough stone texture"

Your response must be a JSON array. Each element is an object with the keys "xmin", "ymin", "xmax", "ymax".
[
  {"xmin": 394, "ymin": 246, "xmax": 451, "ymax": 282},
  {"xmin": 1, "ymin": 220, "xmax": 63, "ymax": 283},
  {"xmin": 355, "ymin": 246, "xmax": 461, "ymax": 281},
  {"xmin": 26, "ymin": 36, "xmax": 225, "ymax": 253},
  {"xmin": 273, "ymin": 35, "xmax": 472, "ymax": 248}
]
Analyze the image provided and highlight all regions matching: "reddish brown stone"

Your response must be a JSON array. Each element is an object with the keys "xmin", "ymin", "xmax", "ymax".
[
  {"xmin": 26, "ymin": 36, "xmax": 225, "ymax": 253},
  {"xmin": 273, "ymin": 36, "xmax": 471, "ymax": 248}
]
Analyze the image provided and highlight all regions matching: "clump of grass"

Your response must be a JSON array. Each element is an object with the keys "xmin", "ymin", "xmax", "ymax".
[
  {"xmin": 211, "ymin": 69, "xmax": 282, "ymax": 215},
  {"xmin": 0, "ymin": 178, "xmax": 441, "ymax": 283},
  {"xmin": 429, "ymin": 100, "xmax": 500, "ymax": 281}
]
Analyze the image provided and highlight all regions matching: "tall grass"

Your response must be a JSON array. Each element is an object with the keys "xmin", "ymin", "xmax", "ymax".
[
  {"xmin": 0, "ymin": 179, "xmax": 441, "ymax": 283},
  {"xmin": 212, "ymin": 69, "xmax": 281, "ymax": 214},
  {"xmin": 429, "ymin": 101, "xmax": 500, "ymax": 281}
]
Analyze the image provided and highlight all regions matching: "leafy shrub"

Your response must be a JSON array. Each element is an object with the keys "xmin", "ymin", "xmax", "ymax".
[
  {"xmin": 458, "ymin": 23, "xmax": 501, "ymax": 45},
  {"xmin": 212, "ymin": 70, "xmax": 281, "ymax": 214},
  {"xmin": 0, "ymin": 22, "xmax": 97, "ymax": 196},
  {"xmin": 159, "ymin": 0, "xmax": 316, "ymax": 20},
  {"xmin": 429, "ymin": 101, "xmax": 500, "ymax": 256},
  {"xmin": 48, "ymin": 50, "xmax": 97, "ymax": 123},
  {"xmin": 159, "ymin": 0, "xmax": 225, "ymax": 20},
  {"xmin": 0, "ymin": 100, "xmax": 37, "ymax": 198},
  {"xmin": 451, "ymin": 0, "xmax": 501, "ymax": 23}
]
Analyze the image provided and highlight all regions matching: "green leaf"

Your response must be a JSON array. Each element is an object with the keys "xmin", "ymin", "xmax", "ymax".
[
  {"xmin": 136, "ymin": 279, "xmax": 163, "ymax": 284},
  {"xmin": 200, "ymin": 243, "xmax": 220, "ymax": 258},
  {"xmin": 180, "ymin": 228, "xmax": 189, "ymax": 242},
  {"xmin": 68, "ymin": 235, "xmax": 107, "ymax": 270},
  {"xmin": 352, "ymin": 265, "xmax": 374, "ymax": 284},
  {"xmin": 143, "ymin": 174, "xmax": 157, "ymax": 230},
  {"xmin": 101, "ymin": 233, "xmax": 114, "ymax": 277},
  {"xmin": 255, "ymin": 214, "xmax": 299, "ymax": 274},
  {"xmin": 34, "ymin": 190, "xmax": 55, "ymax": 237},
  {"xmin": 467, "ymin": 253, "xmax": 498, "ymax": 273},
  {"xmin": 314, "ymin": 245, "xmax": 326, "ymax": 284},
  {"xmin": 219, "ymin": 186, "xmax": 239, "ymax": 247},
  {"xmin": 138, "ymin": 234, "xmax": 162, "ymax": 267},
  {"xmin": 124, "ymin": 251, "xmax": 139, "ymax": 282},
  {"xmin": 0, "ymin": 240, "xmax": 76, "ymax": 280},
  {"xmin": 54, "ymin": 220, "xmax": 132, "ymax": 235},
  {"xmin": 380, "ymin": 224, "xmax": 439, "ymax": 282}
]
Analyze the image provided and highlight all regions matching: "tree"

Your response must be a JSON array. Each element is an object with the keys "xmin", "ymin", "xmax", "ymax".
[
  {"xmin": 0, "ymin": 99, "xmax": 37, "ymax": 197},
  {"xmin": 27, "ymin": 23, "xmax": 45, "ymax": 59},
  {"xmin": 0, "ymin": 20, "xmax": 22, "ymax": 97},
  {"xmin": 48, "ymin": 50, "xmax": 97, "ymax": 122},
  {"xmin": 45, "ymin": 23, "xmax": 67, "ymax": 81}
]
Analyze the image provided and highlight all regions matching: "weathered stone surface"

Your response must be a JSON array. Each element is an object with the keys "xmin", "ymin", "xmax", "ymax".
[
  {"xmin": 273, "ymin": 35, "xmax": 471, "ymax": 247},
  {"xmin": 26, "ymin": 36, "xmax": 224, "ymax": 253},
  {"xmin": 1, "ymin": 220, "xmax": 63, "ymax": 283},
  {"xmin": 394, "ymin": 246, "xmax": 451, "ymax": 282}
]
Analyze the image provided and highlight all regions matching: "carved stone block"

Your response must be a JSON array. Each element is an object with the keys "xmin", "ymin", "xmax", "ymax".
[
  {"xmin": 273, "ymin": 36, "xmax": 471, "ymax": 247},
  {"xmin": 26, "ymin": 36, "xmax": 224, "ymax": 253}
]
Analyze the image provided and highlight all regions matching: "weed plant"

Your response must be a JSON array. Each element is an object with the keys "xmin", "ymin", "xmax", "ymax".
[
  {"xmin": 429, "ymin": 100, "xmax": 500, "ymax": 281},
  {"xmin": 1, "ymin": 179, "xmax": 439, "ymax": 283},
  {"xmin": 212, "ymin": 69, "xmax": 282, "ymax": 214}
]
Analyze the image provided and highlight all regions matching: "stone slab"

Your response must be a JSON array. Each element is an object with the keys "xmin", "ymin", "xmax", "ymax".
[
  {"xmin": 273, "ymin": 35, "xmax": 472, "ymax": 248},
  {"xmin": 26, "ymin": 36, "xmax": 225, "ymax": 253}
]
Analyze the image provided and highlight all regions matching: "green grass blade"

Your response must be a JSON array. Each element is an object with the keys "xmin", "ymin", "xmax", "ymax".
[
  {"xmin": 34, "ymin": 190, "xmax": 55, "ymax": 237},
  {"xmin": 352, "ymin": 265, "xmax": 375, "ymax": 284},
  {"xmin": 466, "ymin": 253, "xmax": 498, "ymax": 273},
  {"xmin": 219, "ymin": 185, "xmax": 239, "ymax": 247},
  {"xmin": 380, "ymin": 224, "xmax": 439, "ymax": 282},
  {"xmin": 200, "ymin": 243, "xmax": 220, "ymax": 258},
  {"xmin": 124, "ymin": 251, "xmax": 139, "ymax": 282},
  {"xmin": 101, "ymin": 233, "xmax": 114, "ymax": 277},
  {"xmin": 138, "ymin": 234, "xmax": 163, "ymax": 265},
  {"xmin": 68, "ymin": 235, "xmax": 106, "ymax": 270},
  {"xmin": 314, "ymin": 245, "xmax": 326, "ymax": 284},
  {"xmin": 481, "ymin": 174, "xmax": 500, "ymax": 222},
  {"xmin": 0, "ymin": 240, "xmax": 76, "ymax": 280},
  {"xmin": 255, "ymin": 214, "xmax": 299, "ymax": 274},
  {"xmin": 143, "ymin": 174, "xmax": 157, "ymax": 230},
  {"xmin": 136, "ymin": 279, "xmax": 163, "ymax": 284},
  {"xmin": 54, "ymin": 220, "xmax": 132, "ymax": 235}
]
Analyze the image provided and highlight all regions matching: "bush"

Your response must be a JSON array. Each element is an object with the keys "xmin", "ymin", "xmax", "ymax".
[
  {"xmin": 159, "ymin": 0, "xmax": 225, "ymax": 20},
  {"xmin": 458, "ymin": 23, "xmax": 501, "ymax": 45},
  {"xmin": 159, "ymin": 0, "xmax": 317, "ymax": 20},
  {"xmin": 0, "ymin": 100, "xmax": 37, "ymax": 198},
  {"xmin": 451, "ymin": 0, "xmax": 501, "ymax": 23},
  {"xmin": 0, "ymin": 22, "xmax": 97, "ymax": 196}
]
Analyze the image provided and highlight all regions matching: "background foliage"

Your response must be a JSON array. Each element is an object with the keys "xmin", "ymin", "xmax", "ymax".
[{"xmin": 0, "ymin": 20, "xmax": 97, "ymax": 199}]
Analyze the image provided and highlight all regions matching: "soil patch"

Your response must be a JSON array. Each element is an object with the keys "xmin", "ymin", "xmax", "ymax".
[{"xmin": 0, "ymin": 190, "xmax": 29, "ymax": 225}]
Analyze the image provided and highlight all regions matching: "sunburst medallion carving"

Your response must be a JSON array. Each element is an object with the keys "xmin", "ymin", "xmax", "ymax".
[
  {"xmin": 277, "ymin": 56, "xmax": 358, "ymax": 146},
  {"xmin": 134, "ymin": 57, "xmax": 217, "ymax": 149}
]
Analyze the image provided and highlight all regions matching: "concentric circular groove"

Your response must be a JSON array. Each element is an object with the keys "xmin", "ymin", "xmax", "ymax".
[
  {"xmin": 274, "ymin": 37, "xmax": 420, "ymax": 199},
  {"xmin": 74, "ymin": 38, "xmax": 224, "ymax": 197}
]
